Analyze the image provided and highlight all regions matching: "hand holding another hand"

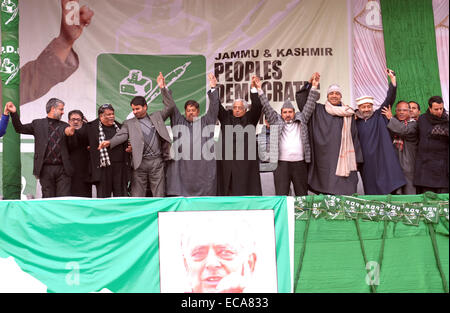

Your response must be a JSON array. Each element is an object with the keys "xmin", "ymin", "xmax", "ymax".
[
  {"xmin": 381, "ymin": 105, "xmax": 393, "ymax": 120},
  {"xmin": 4, "ymin": 102, "xmax": 16, "ymax": 115}
]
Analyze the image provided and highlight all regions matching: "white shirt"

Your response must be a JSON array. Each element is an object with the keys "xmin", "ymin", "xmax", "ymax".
[{"xmin": 279, "ymin": 121, "xmax": 304, "ymax": 161}]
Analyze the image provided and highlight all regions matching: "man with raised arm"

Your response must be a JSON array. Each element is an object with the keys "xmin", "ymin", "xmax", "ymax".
[
  {"xmin": 98, "ymin": 73, "xmax": 174, "ymax": 197},
  {"xmin": 165, "ymin": 73, "xmax": 220, "ymax": 196},
  {"xmin": 296, "ymin": 75, "xmax": 363, "ymax": 195},
  {"xmin": 255, "ymin": 73, "xmax": 320, "ymax": 196},
  {"xmin": 6, "ymin": 100, "xmax": 73, "ymax": 198},
  {"xmin": 355, "ymin": 69, "xmax": 406, "ymax": 195},
  {"xmin": 216, "ymin": 76, "xmax": 263, "ymax": 196}
]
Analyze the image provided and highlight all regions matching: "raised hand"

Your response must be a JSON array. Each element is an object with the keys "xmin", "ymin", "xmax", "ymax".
[
  {"xmin": 312, "ymin": 72, "xmax": 320, "ymax": 88},
  {"xmin": 309, "ymin": 72, "xmax": 319, "ymax": 84},
  {"xmin": 252, "ymin": 76, "xmax": 262, "ymax": 90},
  {"xmin": 157, "ymin": 72, "xmax": 166, "ymax": 89},
  {"xmin": 4, "ymin": 101, "xmax": 16, "ymax": 114},
  {"xmin": 208, "ymin": 73, "xmax": 217, "ymax": 89},
  {"xmin": 387, "ymin": 68, "xmax": 396, "ymax": 86}
]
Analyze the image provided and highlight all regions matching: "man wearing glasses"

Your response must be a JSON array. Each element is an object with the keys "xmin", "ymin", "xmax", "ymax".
[
  {"xmin": 67, "ymin": 110, "xmax": 92, "ymax": 197},
  {"xmin": 66, "ymin": 104, "xmax": 130, "ymax": 198}
]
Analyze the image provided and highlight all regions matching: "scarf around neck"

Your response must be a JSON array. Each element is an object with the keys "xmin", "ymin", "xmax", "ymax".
[{"xmin": 324, "ymin": 101, "xmax": 357, "ymax": 177}]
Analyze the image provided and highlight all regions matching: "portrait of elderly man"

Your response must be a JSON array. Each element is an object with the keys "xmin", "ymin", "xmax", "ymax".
[
  {"xmin": 181, "ymin": 220, "xmax": 257, "ymax": 293},
  {"xmin": 158, "ymin": 210, "xmax": 278, "ymax": 293}
]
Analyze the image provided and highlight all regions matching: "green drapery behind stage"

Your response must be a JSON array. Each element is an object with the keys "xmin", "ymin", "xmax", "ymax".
[
  {"xmin": 1, "ymin": 0, "xmax": 21, "ymax": 199},
  {"xmin": 380, "ymin": 0, "xmax": 442, "ymax": 112},
  {"xmin": 294, "ymin": 193, "xmax": 449, "ymax": 293}
]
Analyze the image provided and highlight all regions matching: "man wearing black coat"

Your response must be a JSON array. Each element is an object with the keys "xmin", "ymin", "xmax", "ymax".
[
  {"xmin": 67, "ymin": 104, "xmax": 130, "ymax": 198},
  {"xmin": 7, "ymin": 99, "xmax": 73, "ymax": 198},
  {"xmin": 216, "ymin": 76, "xmax": 263, "ymax": 196},
  {"xmin": 67, "ymin": 110, "xmax": 92, "ymax": 197},
  {"xmin": 414, "ymin": 96, "xmax": 449, "ymax": 194}
]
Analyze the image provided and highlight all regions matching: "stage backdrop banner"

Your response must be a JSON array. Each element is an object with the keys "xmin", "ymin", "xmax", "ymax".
[
  {"xmin": 0, "ymin": 0, "xmax": 351, "ymax": 198},
  {"xmin": 0, "ymin": 196, "xmax": 291, "ymax": 293}
]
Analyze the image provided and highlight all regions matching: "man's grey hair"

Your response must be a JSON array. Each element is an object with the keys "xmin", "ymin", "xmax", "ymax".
[
  {"xmin": 234, "ymin": 99, "xmax": 249, "ymax": 110},
  {"xmin": 46, "ymin": 98, "xmax": 65, "ymax": 114},
  {"xmin": 180, "ymin": 214, "xmax": 256, "ymax": 258}
]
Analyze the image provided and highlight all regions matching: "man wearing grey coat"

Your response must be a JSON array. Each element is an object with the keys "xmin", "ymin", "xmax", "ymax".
[
  {"xmin": 382, "ymin": 100, "xmax": 418, "ymax": 194},
  {"xmin": 99, "ymin": 72, "xmax": 174, "ymax": 197},
  {"xmin": 255, "ymin": 73, "xmax": 320, "ymax": 196}
]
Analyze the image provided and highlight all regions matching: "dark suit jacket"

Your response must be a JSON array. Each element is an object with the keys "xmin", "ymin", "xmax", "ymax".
[
  {"xmin": 10, "ymin": 112, "xmax": 73, "ymax": 178},
  {"xmin": 71, "ymin": 118, "xmax": 130, "ymax": 184}
]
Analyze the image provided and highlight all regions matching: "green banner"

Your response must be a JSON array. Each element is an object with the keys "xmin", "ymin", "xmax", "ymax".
[
  {"xmin": 0, "ymin": 196, "xmax": 291, "ymax": 293},
  {"xmin": 1, "ymin": 0, "xmax": 20, "ymax": 199},
  {"xmin": 97, "ymin": 54, "xmax": 206, "ymax": 123},
  {"xmin": 380, "ymin": 0, "xmax": 442, "ymax": 113},
  {"xmin": 294, "ymin": 193, "xmax": 449, "ymax": 293}
]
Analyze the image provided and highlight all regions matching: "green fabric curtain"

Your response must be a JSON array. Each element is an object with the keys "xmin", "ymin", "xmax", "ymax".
[
  {"xmin": 380, "ymin": 0, "xmax": 442, "ymax": 113},
  {"xmin": 294, "ymin": 193, "xmax": 449, "ymax": 293},
  {"xmin": 1, "ymin": 0, "xmax": 21, "ymax": 199}
]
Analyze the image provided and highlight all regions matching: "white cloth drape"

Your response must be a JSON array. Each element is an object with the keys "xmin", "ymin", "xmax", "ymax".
[
  {"xmin": 433, "ymin": 0, "xmax": 449, "ymax": 111},
  {"xmin": 352, "ymin": 0, "xmax": 388, "ymax": 110}
]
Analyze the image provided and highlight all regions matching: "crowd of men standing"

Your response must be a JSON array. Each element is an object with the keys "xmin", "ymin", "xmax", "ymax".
[{"xmin": 2, "ymin": 70, "xmax": 448, "ymax": 198}]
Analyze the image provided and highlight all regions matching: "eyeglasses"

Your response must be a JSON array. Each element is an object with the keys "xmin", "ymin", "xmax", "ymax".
[
  {"xmin": 101, "ymin": 104, "xmax": 113, "ymax": 109},
  {"xmin": 69, "ymin": 118, "xmax": 82, "ymax": 122}
]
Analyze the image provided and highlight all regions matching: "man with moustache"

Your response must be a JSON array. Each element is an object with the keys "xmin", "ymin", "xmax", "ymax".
[
  {"xmin": 354, "ymin": 69, "xmax": 406, "ymax": 195},
  {"xmin": 180, "ymin": 217, "xmax": 257, "ymax": 293},
  {"xmin": 67, "ymin": 110, "xmax": 92, "ymax": 197},
  {"xmin": 382, "ymin": 101, "xmax": 419, "ymax": 194},
  {"xmin": 67, "ymin": 104, "xmax": 130, "ymax": 198},
  {"xmin": 6, "ymin": 99, "xmax": 73, "ymax": 198},
  {"xmin": 165, "ymin": 73, "xmax": 219, "ymax": 196},
  {"xmin": 216, "ymin": 76, "xmax": 263, "ymax": 196}
]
